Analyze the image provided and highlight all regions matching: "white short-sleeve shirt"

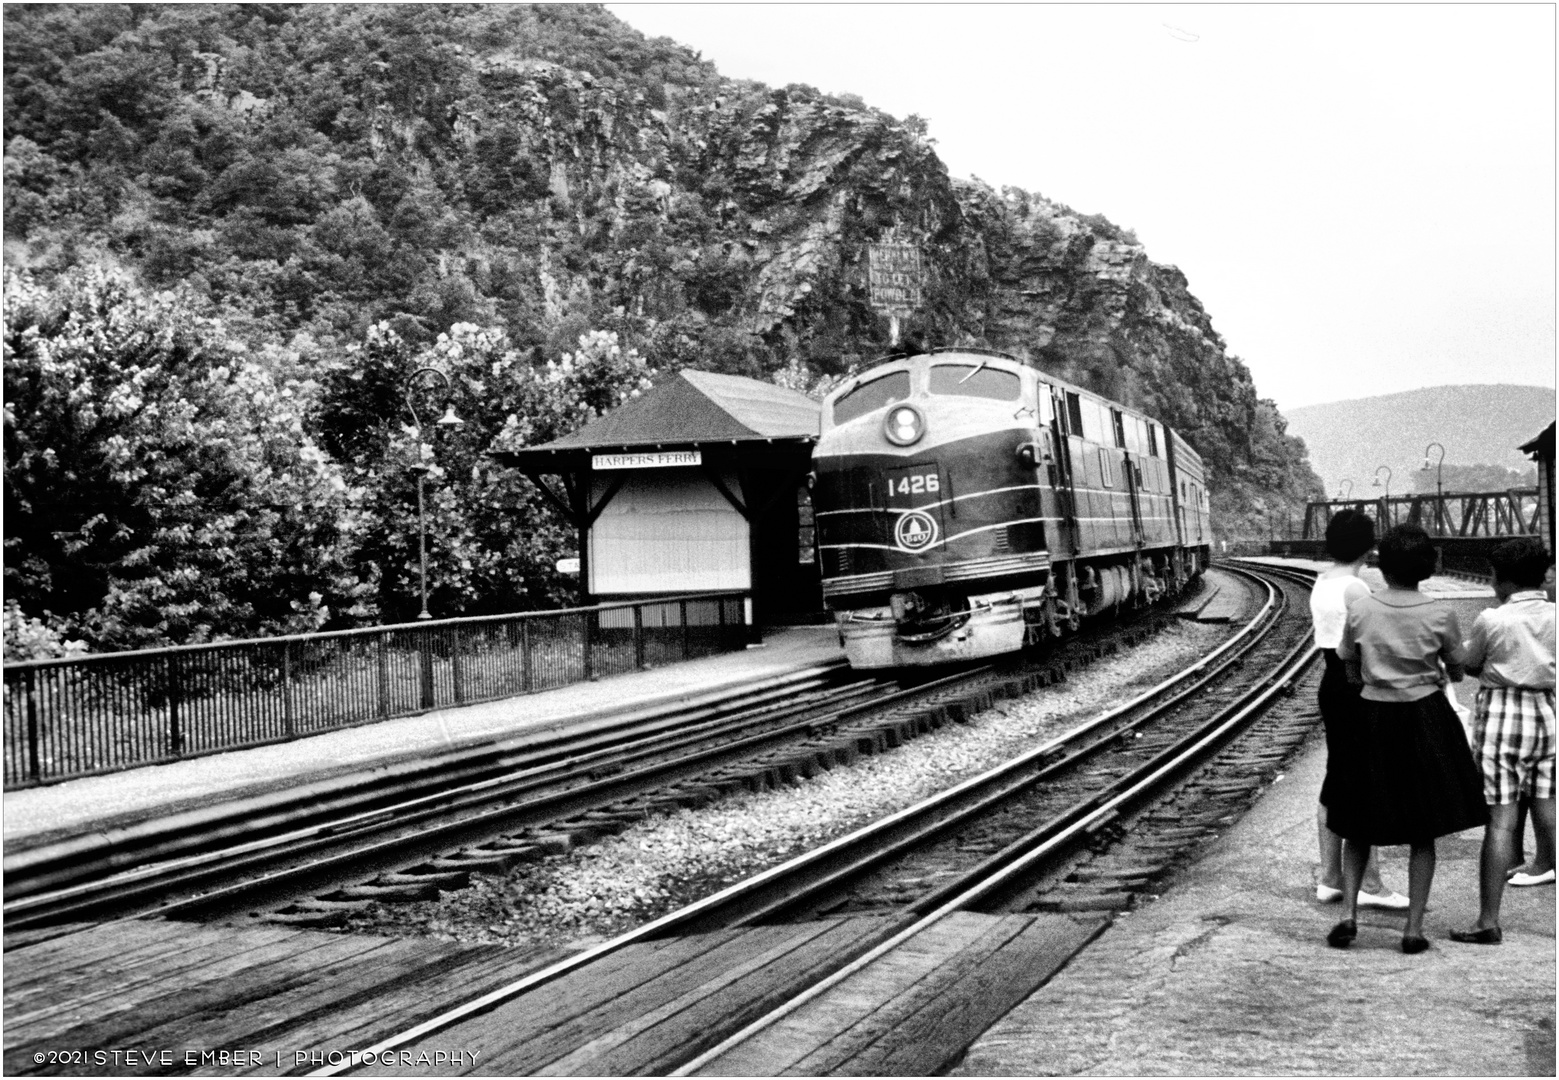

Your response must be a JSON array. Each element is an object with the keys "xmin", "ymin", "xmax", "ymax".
[{"xmin": 1310, "ymin": 571, "xmax": 1371, "ymax": 650}]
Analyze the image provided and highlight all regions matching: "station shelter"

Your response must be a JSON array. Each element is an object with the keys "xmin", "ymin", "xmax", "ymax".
[
  {"xmin": 490, "ymin": 369, "xmax": 825, "ymax": 630},
  {"xmin": 1521, "ymin": 420, "xmax": 1554, "ymax": 556}
]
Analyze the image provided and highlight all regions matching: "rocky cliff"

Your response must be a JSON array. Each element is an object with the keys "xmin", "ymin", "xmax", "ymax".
[{"xmin": 3, "ymin": 3, "xmax": 1320, "ymax": 540}]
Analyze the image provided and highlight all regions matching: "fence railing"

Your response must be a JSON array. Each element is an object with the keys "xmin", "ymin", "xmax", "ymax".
[
  {"xmin": 1300, "ymin": 490, "xmax": 1541, "ymax": 540},
  {"xmin": 2, "ymin": 592, "xmax": 749, "ymax": 789}
]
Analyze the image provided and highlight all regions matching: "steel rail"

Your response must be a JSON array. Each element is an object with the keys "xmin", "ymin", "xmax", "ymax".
[
  {"xmin": 5, "ymin": 663, "xmax": 857, "ymax": 893},
  {"xmin": 6, "ymin": 667, "xmax": 891, "ymax": 928},
  {"xmin": 10, "ymin": 638, "xmax": 1039, "ymax": 929},
  {"xmin": 4, "ymin": 665, "xmax": 875, "ymax": 927},
  {"xmin": 675, "ymin": 571, "xmax": 1317, "ymax": 1074},
  {"xmin": 667, "ymin": 572, "xmax": 1288, "ymax": 932},
  {"xmin": 307, "ymin": 568, "xmax": 1277, "ymax": 1076}
]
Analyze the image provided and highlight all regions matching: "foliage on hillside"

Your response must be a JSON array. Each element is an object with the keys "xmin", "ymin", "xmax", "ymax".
[{"xmin": 3, "ymin": 3, "xmax": 1321, "ymax": 650}]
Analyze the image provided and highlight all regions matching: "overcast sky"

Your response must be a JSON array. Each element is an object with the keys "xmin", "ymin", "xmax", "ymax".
[{"xmin": 606, "ymin": 3, "xmax": 1555, "ymax": 412}]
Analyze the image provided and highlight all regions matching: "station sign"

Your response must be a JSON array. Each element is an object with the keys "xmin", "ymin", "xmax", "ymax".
[
  {"xmin": 592, "ymin": 450, "xmax": 702, "ymax": 470},
  {"xmin": 867, "ymin": 242, "xmax": 924, "ymax": 313}
]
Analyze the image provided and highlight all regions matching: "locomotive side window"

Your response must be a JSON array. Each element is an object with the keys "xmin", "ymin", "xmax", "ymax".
[
  {"xmin": 832, "ymin": 370, "xmax": 911, "ymax": 425},
  {"xmin": 1090, "ymin": 400, "xmax": 1110, "ymax": 443},
  {"xmin": 1076, "ymin": 397, "xmax": 1101, "ymax": 442},
  {"xmin": 1147, "ymin": 423, "xmax": 1160, "ymax": 457},
  {"xmin": 1065, "ymin": 392, "xmax": 1084, "ymax": 438},
  {"xmin": 1111, "ymin": 408, "xmax": 1127, "ymax": 449},
  {"xmin": 927, "ymin": 363, "xmax": 1021, "ymax": 400},
  {"xmin": 1035, "ymin": 387, "xmax": 1054, "ymax": 423},
  {"xmin": 1130, "ymin": 417, "xmax": 1148, "ymax": 456}
]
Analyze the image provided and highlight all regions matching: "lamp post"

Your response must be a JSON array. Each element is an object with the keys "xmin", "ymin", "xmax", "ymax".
[
  {"xmin": 404, "ymin": 367, "xmax": 464, "ymax": 620},
  {"xmin": 1423, "ymin": 441, "xmax": 1445, "ymax": 535},
  {"xmin": 1337, "ymin": 479, "xmax": 1353, "ymax": 500},
  {"xmin": 1373, "ymin": 465, "xmax": 1392, "ymax": 527}
]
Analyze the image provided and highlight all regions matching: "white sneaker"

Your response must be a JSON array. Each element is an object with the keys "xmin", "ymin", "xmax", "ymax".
[
  {"xmin": 1357, "ymin": 890, "xmax": 1410, "ymax": 910},
  {"xmin": 1316, "ymin": 884, "xmax": 1344, "ymax": 902},
  {"xmin": 1509, "ymin": 869, "xmax": 1555, "ymax": 887}
]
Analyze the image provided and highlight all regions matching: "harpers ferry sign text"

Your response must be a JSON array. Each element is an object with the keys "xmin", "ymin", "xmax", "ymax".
[
  {"xmin": 592, "ymin": 450, "xmax": 702, "ymax": 470},
  {"xmin": 867, "ymin": 243, "xmax": 924, "ymax": 314}
]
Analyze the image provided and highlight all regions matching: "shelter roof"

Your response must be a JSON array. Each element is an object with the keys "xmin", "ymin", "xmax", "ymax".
[
  {"xmin": 1520, "ymin": 421, "xmax": 1555, "ymax": 460},
  {"xmin": 491, "ymin": 369, "xmax": 820, "ymax": 471}
]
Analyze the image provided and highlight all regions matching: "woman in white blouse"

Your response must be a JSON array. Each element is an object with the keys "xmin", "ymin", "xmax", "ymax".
[{"xmin": 1310, "ymin": 509, "xmax": 1407, "ymax": 910}]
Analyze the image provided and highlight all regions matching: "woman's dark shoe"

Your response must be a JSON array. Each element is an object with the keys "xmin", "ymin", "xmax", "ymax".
[
  {"xmin": 1326, "ymin": 919, "xmax": 1357, "ymax": 947},
  {"xmin": 1448, "ymin": 926, "xmax": 1503, "ymax": 945},
  {"xmin": 1401, "ymin": 934, "xmax": 1430, "ymax": 954}
]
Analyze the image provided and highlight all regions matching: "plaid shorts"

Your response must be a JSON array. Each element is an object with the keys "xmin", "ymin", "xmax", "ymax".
[{"xmin": 1472, "ymin": 687, "xmax": 1556, "ymax": 804}]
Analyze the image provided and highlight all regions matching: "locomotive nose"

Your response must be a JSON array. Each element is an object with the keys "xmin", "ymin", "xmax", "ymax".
[{"xmin": 883, "ymin": 403, "xmax": 925, "ymax": 446}]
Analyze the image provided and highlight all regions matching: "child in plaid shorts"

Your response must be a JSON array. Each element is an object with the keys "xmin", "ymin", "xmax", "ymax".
[{"xmin": 1450, "ymin": 537, "xmax": 1555, "ymax": 945}]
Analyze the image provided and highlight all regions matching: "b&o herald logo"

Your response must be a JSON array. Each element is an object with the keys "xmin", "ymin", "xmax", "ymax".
[{"xmin": 894, "ymin": 510, "xmax": 939, "ymax": 552}]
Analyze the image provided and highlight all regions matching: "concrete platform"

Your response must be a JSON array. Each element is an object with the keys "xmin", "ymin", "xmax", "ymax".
[
  {"xmin": 954, "ymin": 717, "xmax": 1556, "ymax": 1076},
  {"xmin": 2, "ymin": 626, "xmax": 843, "ymax": 847}
]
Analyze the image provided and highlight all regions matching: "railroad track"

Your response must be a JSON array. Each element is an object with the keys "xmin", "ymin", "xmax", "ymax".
[
  {"xmin": 3, "ymin": 662, "xmax": 872, "ymax": 933},
  {"xmin": 300, "ymin": 560, "xmax": 1323, "ymax": 1076},
  {"xmin": 3, "ymin": 598, "xmax": 1180, "ymax": 938}
]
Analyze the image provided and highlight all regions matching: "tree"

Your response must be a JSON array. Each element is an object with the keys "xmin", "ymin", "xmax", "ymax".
[
  {"xmin": 317, "ymin": 321, "xmax": 655, "ymax": 622},
  {"xmin": 3, "ymin": 267, "xmax": 375, "ymax": 649}
]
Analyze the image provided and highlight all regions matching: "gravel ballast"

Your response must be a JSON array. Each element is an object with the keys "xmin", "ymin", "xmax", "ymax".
[{"xmin": 316, "ymin": 620, "xmax": 1237, "ymax": 949}]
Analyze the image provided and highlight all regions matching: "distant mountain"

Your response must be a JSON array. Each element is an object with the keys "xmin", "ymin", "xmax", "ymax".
[{"xmin": 1284, "ymin": 385, "xmax": 1554, "ymax": 498}]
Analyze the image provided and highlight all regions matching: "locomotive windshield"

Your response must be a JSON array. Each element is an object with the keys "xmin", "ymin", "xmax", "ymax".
[
  {"xmin": 927, "ymin": 363, "xmax": 1021, "ymax": 401},
  {"xmin": 832, "ymin": 370, "xmax": 911, "ymax": 424}
]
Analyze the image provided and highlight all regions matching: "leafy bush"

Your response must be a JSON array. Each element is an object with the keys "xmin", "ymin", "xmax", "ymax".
[
  {"xmin": 2, "ymin": 601, "xmax": 87, "ymax": 661},
  {"xmin": 3, "ymin": 267, "xmax": 375, "ymax": 649}
]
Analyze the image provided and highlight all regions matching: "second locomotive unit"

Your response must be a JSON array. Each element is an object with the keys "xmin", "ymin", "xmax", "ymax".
[{"xmin": 810, "ymin": 348, "xmax": 1210, "ymax": 668}]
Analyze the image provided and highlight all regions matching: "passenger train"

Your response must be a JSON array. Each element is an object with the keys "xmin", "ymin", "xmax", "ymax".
[{"xmin": 810, "ymin": 348, "xmax": 1211, "ymax": 668}]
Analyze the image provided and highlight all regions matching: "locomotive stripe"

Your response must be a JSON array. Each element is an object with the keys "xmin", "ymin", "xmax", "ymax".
[
  {"xmin": 822, "ymin": 552, "xmax": 1052, "ymax": 598},
  {"xmin": 815, "ymin": 484, "xmax": 1174, "ymax": 518},
  {"xmin": 819, "ymin": 516, "xmax": 1055, "ymax": 553},
  {"xmin": 814, "ymin": 483, "xmax": 1046, "ymax": 518}
]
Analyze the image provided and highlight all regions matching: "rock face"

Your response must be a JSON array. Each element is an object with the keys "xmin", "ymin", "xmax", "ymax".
[{"xmin": 2, "ymin": 3, "xmax": 1320, "ymax": 537}]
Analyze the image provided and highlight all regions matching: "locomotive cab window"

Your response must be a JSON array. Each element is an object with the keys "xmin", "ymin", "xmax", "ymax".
[
  {"xmin": 832, "ymin": 370, "xmax": 911, "ymax": 425},
  {"xmin": 927, "ymin": 363, "xmax": 1021, "ymax": 401}
]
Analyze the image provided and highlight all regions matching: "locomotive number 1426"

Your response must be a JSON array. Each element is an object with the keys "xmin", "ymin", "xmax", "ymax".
[
  {"xmin": 891, "ymin": 473, "xmax": 940, "ymax": 495},
  {"xmin": 884, "ymin": 467, "xmax": 942, "ymax": 508}
]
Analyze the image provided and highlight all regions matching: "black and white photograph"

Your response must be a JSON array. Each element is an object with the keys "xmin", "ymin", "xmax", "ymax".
[{"xmin": 3, "ymin": 3, "xmax": 1554, "ymax": 1075}]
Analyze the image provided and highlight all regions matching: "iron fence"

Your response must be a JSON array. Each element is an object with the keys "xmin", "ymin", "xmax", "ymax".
[{"xmin": 2, "ymin": 593, "xmax": 748, "ymax": 789}]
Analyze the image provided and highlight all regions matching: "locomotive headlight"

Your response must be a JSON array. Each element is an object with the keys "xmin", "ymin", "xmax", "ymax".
[{"xmin": 883, "ymin": 403, "xmax": 925, "ymax": 447}]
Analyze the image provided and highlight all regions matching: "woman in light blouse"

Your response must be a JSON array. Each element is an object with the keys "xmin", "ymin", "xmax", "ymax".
[{"xmin": 1328, "ymin": 524, "xmax": 1489, "ymax": 953}]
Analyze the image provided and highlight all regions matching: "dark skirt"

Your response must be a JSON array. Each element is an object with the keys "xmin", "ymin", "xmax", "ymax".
[
  {"xmin": 1317, "ymin": 650, "xmax": 1359, "ymax": 810},
  {"xmin": 1327, "ymin": 691, "xmax": 1490, "ymax": 846}
]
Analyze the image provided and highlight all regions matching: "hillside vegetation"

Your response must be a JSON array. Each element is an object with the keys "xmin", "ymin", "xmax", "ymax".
[
  {"xmin": 1285, "ymin": 385, "xmax": 1553, "ymax": 498},
  {"xmin": 3, "ymin": 3, "xmax": 1320, "ymax": 653}
]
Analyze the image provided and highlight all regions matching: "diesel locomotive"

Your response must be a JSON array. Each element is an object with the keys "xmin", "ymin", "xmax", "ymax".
[{"xmin": 810, "ymin": 348, "xmax": 1211, "ymax": 668}]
